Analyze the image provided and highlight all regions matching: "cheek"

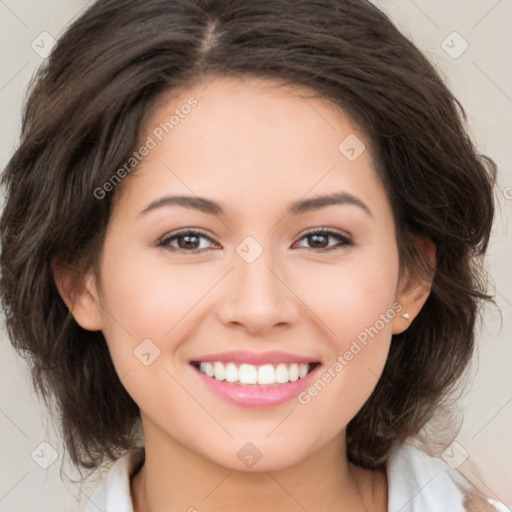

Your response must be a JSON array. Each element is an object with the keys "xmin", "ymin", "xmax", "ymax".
[
  {"xmin": 291, "ymin": 250, "xmax": 399, "ymax": 343},
  {"xmin": 96, "ymin": 245, "xmax": 231, "ymax": 386},
  {"xmin": 291, "ymin": 248, "xmax": 399, "ymax": 396},
  {"xmin": 100, "ymin": 246, "xmax": 222, "ymax": 339},
  {"xmin": 290, "ymin": 264, "xmax": 398, "ymax": 435}
]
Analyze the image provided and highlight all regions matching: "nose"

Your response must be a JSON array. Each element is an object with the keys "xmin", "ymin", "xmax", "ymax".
[{"xmin": 216, "ymin": 246, "xmax": 300, "ymax": 335}]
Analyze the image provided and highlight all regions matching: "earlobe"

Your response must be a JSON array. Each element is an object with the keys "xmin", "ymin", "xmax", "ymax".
[
  {"xmin": 52, "ymin": 260, "xmax": 103, "ymax": 331},
  {"xmin": 392, "ymin": 236, "xmax": 436, "ymax": 335}
]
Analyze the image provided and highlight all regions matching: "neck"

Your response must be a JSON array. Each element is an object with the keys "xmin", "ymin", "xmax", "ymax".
[{"xmin": 131, "ymin": 417, "xmax": 387, "ymax": 512}]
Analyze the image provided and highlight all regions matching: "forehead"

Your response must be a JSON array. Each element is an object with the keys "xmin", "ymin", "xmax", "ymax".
[{"xmin": 114, "ymin": 75, "xmax": 389, "ymax": 221}]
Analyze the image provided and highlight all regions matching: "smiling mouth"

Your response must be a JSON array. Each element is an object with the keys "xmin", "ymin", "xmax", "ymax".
[{"xmin": 190, "ymin": 361, "xmax": 321, "ymax": 386}]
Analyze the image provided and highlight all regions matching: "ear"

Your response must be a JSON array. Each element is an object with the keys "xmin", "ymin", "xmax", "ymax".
[
  {"xmin": 392, "ymin": 236, "xmax": 436, "ymax": 335},
  {"xmin": 52, "ymin": 259, "xmax": 103, "ymax": 331}
]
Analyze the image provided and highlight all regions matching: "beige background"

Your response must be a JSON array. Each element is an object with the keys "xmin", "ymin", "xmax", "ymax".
[{"xmin": 0, "ymin": 1, "xmax": 511, "ymax": 510}]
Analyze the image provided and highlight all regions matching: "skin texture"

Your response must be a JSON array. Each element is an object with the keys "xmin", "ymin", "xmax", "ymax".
[{"xmin": 55, "ymin": 76, "xmax": 433, "ymax": 512}]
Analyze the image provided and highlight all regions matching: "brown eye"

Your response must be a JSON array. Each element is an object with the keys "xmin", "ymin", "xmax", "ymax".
[
  {"xmin": 293, "ymin": 228, "xmax": 353, "ymax": 252},
  {"xmin": 157, "ymin": 230, "xmax": 219, "ymax": 252}
]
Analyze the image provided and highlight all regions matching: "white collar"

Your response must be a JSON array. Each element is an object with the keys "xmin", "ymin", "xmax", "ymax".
[{"xmin": 83, "ymin": 442, "xmax": 509, "ymax": 512}]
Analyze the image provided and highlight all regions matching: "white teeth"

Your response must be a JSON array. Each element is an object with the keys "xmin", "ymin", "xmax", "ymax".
[
  {"xmin": 288, "ymin": 363, "xmax": 299, "ymax": 382},
  {"xmin": 275, "ymin": 363, "xmax": 289, "ymax": 383},
  {"xmin": 213, "ymin": 362, "xmax": 225, "ymax": 380},
  {"xmin": 225, "ymin": 362, "xmax": 238, "ymax": 383},
  {"xmin": 258, "ymin": 364, "xmax": 275, "ymax": 385},
  {"xmin": 239, "ymin": 364, "xmax": 257, "ymax": 384},
  {"xmin": 196, "ymin": 361, "xmax": 313, "ymax": 385},
  {"xmin": 200, "ymin": 362, "xmax": 214, "ymax": 377}
]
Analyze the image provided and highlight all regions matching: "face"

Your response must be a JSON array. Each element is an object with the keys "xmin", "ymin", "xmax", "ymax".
[{"xmin": 67, "ymin": 76, "xmax": 425, "ymax": 472}]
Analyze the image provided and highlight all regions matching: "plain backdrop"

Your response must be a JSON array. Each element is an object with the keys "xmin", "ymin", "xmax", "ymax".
[{"xmin": 0, "ymin": 1, "xmax": 511, "ymax": 511}]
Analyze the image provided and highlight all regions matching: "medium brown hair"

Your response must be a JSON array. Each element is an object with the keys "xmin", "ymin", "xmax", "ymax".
[{"xmin": 0, "ymin": 0, "xmax": 497, "ymax": 471}]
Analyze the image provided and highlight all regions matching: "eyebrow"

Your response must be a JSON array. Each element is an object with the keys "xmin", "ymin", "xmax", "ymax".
[{"xmin": 139, "ymin": 192, "xmax": 372, "ymax": 217}]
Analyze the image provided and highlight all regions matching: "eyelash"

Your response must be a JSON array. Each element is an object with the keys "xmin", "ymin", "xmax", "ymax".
[{"xmin": 157, "ymin": 227, "xmax": 353, "ymax": 254}]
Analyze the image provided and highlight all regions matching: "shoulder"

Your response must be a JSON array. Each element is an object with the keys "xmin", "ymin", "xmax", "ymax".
[
  {"xmin": 82, "ymin": 448, "xmax": 144, "ymax": 512},
  {"xmin": 387, "ymin": 441, "xmax": 509, "ymax": 512}
]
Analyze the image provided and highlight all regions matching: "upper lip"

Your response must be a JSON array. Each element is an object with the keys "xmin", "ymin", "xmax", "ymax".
[{"xmin": 189, "ymin": 350, "xmax": 320, "ymax": 366}]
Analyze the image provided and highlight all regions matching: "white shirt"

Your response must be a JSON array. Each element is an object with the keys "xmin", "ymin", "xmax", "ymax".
[{"xmin": 82, "ymin": 442, "xmax": 510, "ymax": 512}]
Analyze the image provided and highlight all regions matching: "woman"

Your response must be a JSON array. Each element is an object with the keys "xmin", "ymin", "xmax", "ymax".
[{"xmin": 0, "ymin": 0, "xmax": 507, "ymax": 510}]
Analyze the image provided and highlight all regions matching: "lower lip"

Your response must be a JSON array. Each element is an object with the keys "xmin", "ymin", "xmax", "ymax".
[{"xmin": 191, "ymin": 364, "xmax": 321, "ymax": 408}]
